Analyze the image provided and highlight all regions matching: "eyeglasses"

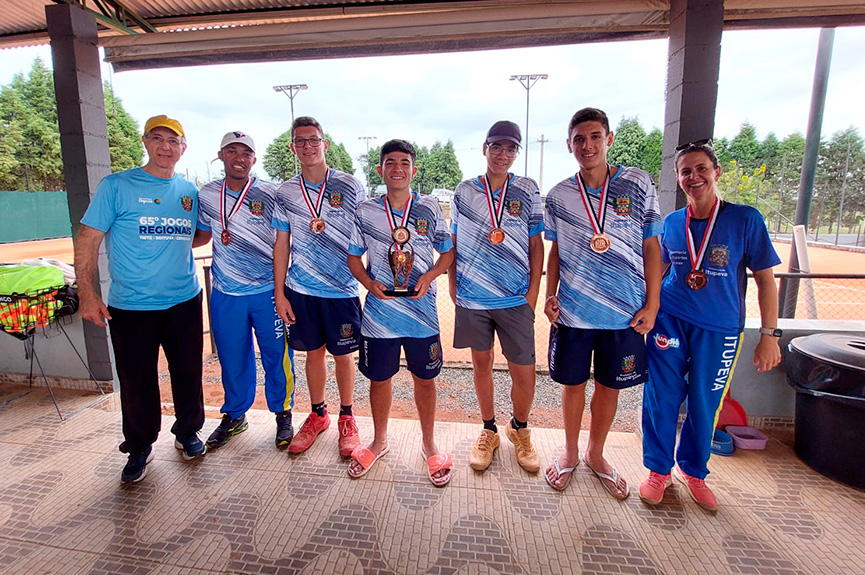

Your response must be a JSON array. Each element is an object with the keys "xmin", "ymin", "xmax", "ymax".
[
  {"xmin": 292, "ymin": 137, "xmax": 324, "ymax": 148},
  {"xmin": 487, "ymin": 143, "xmax": 520, "ymax": 158},
  {"xmin": 147, "ymin": 134, "xmax": 183, "ymax": 147},
  {"xmin": 675, "ymin": 138, "xmax": 713, "ymax": 152}
]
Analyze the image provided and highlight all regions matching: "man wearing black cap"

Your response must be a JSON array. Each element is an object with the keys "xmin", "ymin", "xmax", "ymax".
[
  {"xmin": 194, "ymin": 132, "xmax": 296, "ymax": 451},
  {"xmin": 76, "ymin": 114, "xmax": 206, "ymax": 484},
  {"xmin": 448, "ymin": 120, "xmax": 544, "ymax": 473}
]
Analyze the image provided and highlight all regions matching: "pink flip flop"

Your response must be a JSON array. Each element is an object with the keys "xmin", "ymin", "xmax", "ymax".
[
  {"xmin": 422, "ymin": 451, "xmax": 453, "ymax": 487},
  {"xmin": 348, "ymin": 444, "xmax": 390, "ymax": 479}
]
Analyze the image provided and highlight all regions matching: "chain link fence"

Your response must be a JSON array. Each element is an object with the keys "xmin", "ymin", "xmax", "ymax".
[{"xmin": 198, "ymin": 261, "xmax": 865, "ymax": 371}]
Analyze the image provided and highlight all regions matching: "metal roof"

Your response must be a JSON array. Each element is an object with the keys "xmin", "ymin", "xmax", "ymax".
[{"xmin": 3, "ymin": 1, "xmax": 865, "ymax": 69}]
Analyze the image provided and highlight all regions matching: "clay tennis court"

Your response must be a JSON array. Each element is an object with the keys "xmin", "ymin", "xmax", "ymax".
[{"xmin": 2, "ymin": 236, "xmax": 863, "ymax": 367}]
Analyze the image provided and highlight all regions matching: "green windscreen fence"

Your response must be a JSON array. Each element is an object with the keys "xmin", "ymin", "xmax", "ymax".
[{"xmin": 0, "ymin": 191, "xmax": 72, "ymax": 243}]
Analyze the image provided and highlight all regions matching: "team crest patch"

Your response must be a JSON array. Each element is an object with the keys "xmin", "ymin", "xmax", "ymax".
[
  {"xmin": 180, "ymin": 196, "xmax": 192, "ymax": 211},
  {"xmin": 328, "ymin": 192, "xmax": 343, "ymax": 208},
  {"xmin": 708, "ymin": 244, "xmax": 730, "ymax": 267},
  {"xmin": 429, "ymin": 342, "xmax": 440, "ymax": 361},
  {"xmin": 506, "ymin": 200, "xmax": 522, "ymax": 216},
  {"xmin": 249, "ymin": 200, "xmax": 264, "ymax": 216},
  {"xmin": 614, "ymin": 197, "xmax": 631, "ymax": 215},
  {"xmin": 415, "ymin": 219, "xmax": 429, "ymax": 236},
  {"xmin": 621, "ymin": 355, "xmax": 636, "ymax": 373},
  {"xmin": 340, "ymin": 323, "xmax": 354, "ymax": 338}
]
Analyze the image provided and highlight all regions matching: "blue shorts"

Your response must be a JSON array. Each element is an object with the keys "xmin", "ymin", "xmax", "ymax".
[
  {"xmin": 358, "ymin": 334, "xmax": 443, "ymax": 381},
  {"xmin": 285, "ymin": 287, "xmax": 361, "ymax": 356},
  {"xmin": 548, "ymin": 325, "xmax": 647, "ymax": 389}
]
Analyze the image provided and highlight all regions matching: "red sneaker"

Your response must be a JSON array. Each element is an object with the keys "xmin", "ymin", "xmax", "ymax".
[
  {"xmin": 675, "ymin": 465, "xmax": 719, "ymax": 512},
  {"xmin": 639, "ymin": 471, "xmax": 672, "ymax": 505},
  {"xmin": 338, "ymin": 414, "xmax": 361, "ymax": 457},
  {"xmin": 288, "ymin": 411, "xmax": 330, "ymax": 454}
]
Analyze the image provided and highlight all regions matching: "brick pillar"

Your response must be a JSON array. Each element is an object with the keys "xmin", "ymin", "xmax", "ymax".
[
  {"xmin": 659, "ymin": 0, "xmax": 724, "ymax": 215},
  {"xmin": 46, "ymin": 3, "xmax": 114, "ymax": 381}
]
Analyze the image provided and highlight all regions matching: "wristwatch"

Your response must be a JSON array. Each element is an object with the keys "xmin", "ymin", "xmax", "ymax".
[{"xmin": 759, "ymin": 327, "xmax": 783, "ymax": 337}]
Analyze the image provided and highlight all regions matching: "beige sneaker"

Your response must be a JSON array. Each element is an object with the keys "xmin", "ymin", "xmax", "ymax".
[
  {"xmin": 505, "ymin": 421, "xmax": 541, "ymax": 473},
  {"xmin": 469, "ymin": 429, "xmax": 501, "ymax": 471}
]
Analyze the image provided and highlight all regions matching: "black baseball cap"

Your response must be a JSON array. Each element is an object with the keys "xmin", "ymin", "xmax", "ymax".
[{"xmin": 485, "ymin": 120, "xmax": 522, "ymax": 146}]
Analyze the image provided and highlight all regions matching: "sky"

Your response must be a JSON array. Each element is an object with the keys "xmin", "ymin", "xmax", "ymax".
[{"xmin": 0, "ymin": 26, "xmax": 864, "ymax": 192}]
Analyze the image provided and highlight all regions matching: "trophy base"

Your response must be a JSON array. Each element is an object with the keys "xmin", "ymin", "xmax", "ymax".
[{"xmin": 384, "ymin": 289, "xmax": 418, "ymax": 297}]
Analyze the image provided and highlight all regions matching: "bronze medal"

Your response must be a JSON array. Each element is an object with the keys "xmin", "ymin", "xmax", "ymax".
[
  {"xmin": 392, "ymin": 226, "xmax": 411, "ymax": 245},
  {"xmin": 686, "ymin": 270, "xmax": 708, "ymax": 290},
  {"xmin": 221, "ymin": 230, "xmax": 231, "ymax": 245},
  {"xmin": 310, "ymin": 217, "xmax": 326, "ymax": 234},
  {"xmin": 488, "ymin": 227, "xmax": 506, "ymax": 245},
  {"xmin": 590, "ymin": 232, "xmax": 611, "ymax": 253}
]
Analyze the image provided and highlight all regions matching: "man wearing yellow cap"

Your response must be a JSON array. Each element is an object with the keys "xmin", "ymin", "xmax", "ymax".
[{"xmin": 75, "ymin": 115, "xmax": 206, "ymax": 484}]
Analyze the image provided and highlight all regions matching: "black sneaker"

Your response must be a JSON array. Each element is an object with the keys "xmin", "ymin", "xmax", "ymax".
[
  {"xmin": 121, "ymin": 446, "xmax": 154, "ymax": 483},
  {"xmin": 275, "ymin": 411, "xmax": 293, "ymax": 448},
  {"xmin": 174, "ymin": 433, "xmax": 207, "ymax": 461},
  {"xmin": 206, "ymin": 414, "xmax": 249, "ymax": 449}
]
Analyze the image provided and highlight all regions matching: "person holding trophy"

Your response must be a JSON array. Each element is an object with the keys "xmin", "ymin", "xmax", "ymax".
[{"xmin": 346, "ymin": 139, "xmax": 455, "ymax": 486}]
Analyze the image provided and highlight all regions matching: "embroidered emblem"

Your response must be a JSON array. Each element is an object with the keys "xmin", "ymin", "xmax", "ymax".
[
  {"xmin": 429, "ymin": 342, "xmax": 440, "ymax": 361},
  {"xmin": 340, "ymin": 323, "xmax": 354, "ymax": 338},
  {"xmin": 708, "ymin": 244, "xmax": 730, "ymax": 267},
  {"xmin": 328, "ymin": 192, "xmax": 343, "ymax": 208},
  {"xmin": 415, "ymin": 219, "xmax": 429, "ymax": 236},
  {"xmin": 621, "ymin": 355, "xmax": 636, "ymax": 373},
  {"xmin": 614, "ymin": 197, "xmax": 631, "ymax": 215},
  {"xmin": 249, "ymin": 200, "xmax": 264, "ymax": 216},
  {"xmin": 506, "ymin": 200, "xmax": 522, "ymax": 216},
  {"xmin": 180, "ymin": 196, "xmax": 192, "ymax": 211}
]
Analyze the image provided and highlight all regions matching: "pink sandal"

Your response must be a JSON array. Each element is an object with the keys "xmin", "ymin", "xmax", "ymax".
[{"xmin": 348, "ymin": 444, "xmax": 390, "ymax": 479}]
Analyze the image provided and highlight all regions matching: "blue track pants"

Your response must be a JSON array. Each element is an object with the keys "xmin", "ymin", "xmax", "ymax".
[
  {"xmin": 642, "ymin": 310, "xmax": 743, "ymax": 479},
  {"xmin": 210, "ymin": 289, "xmax": 295, "ymax": 417}
]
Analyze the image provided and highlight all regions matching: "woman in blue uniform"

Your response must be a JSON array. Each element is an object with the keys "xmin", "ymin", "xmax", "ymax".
[{"xmin": 639, "ymin": 140, "xmax": 782, "ymax": 512}]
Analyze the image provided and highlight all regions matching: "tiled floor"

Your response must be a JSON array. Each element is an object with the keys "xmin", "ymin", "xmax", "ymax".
[{"xmin": 1, "ymin": 384, "xmax": 864, "ymax": 575}]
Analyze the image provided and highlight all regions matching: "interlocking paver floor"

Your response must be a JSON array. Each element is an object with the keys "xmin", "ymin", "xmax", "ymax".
[{"xmin": 1, "ymin": 383, "xmax": 864, "ymax": 575}]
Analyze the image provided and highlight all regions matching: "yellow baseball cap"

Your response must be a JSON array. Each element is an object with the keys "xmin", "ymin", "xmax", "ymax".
[{"xmin": 144, "ymin": 115, "xmax": 184, "ymax": 137}]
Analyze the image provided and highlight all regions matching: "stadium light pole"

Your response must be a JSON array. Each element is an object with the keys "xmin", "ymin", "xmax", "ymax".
[
  {"xmin": 273, "ymin": 84, "xmax": 308, "ymax": 174},
  {"xmin": 510, "ymin": 73, "xmax": 548, "ymax": 176},
  {"xmin": 358, "ymin": 136, "xmax": 377, "ymax": 196}
]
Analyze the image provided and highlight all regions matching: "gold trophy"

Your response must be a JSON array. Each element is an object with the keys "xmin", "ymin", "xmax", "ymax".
[{"xmin": 384, "ymin": 226, "xmax": 417, "ymax": 296}]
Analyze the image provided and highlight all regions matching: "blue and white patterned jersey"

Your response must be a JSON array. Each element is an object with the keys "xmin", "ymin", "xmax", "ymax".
[
  {"xmin": 272, "ymin": 169, "xmax": 365, "ymax": 298},
  {"xmin": 198, "ymin": 178, "xmax": 277, "ymax": 297},
  {"xmin": 544, "ymin": 166, "xmax": 662, "ymax": 329},
  {"xmin": 349, "ymin": 192, "xmax": 453, "ymax": 339},
  {"xmin": 451, "ymin": 173, "xmax": 543, "ymax": 310},
  {"xmin": 659, "ymin": 202, "xmax": 780, "ymax": 334}
]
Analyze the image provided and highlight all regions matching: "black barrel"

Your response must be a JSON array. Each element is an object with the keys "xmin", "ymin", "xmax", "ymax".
[{"xmin": 786, "ymin": 333, "xmax": 865, "ymax": 489}]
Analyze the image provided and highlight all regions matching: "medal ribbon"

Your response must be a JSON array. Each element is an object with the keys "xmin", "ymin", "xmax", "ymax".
[
  {"xmin": 299, "ymin": 168, "xmax": 331, "ymax": 221},
  {"xmin": 575, "ymin": 167, "xmax": 610, "ymax": 236},
  {"xmin": 383, "ymin": 192, "xmax": 414, "ymax": 249},
  {"xmin": 482, "ymin": 174, "xmax": 510, "ymax": 231},
  {"xmin": 220, "ymin": 177, "xmax": 255, "ymax": 232},
  {"xmin": 686, "ymin": 197, "xmax": 721, "ymax": 272}
]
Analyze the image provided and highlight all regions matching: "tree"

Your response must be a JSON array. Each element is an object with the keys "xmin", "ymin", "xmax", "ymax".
[
  {"xmin": 639, "ymin": 128, "xmax": 664, "ymax": 185},
  {"xmin": 262, "ymin": 131, "xmax": 354, "ymax": 182},
  {"xmin": 419, "ymin": 140, "xmax": 462, "ymax": 192},
  {"xmin": 728, "ymin": 122, "xmax": 761, "ymax": 171},
  {"xmin": 813, "ymin": 127, "xmax": 865, "ymax": 234},
  {"xmin": 607, "ymin": 117, "xmax": 647, "ymax": 168},
  {"xmin": 0, "ymin": 57, "xmax": 143, "ymax": 191},
  {"xmin": 104, "ymin": 83, "xmax": 144, "ymax": 172}
]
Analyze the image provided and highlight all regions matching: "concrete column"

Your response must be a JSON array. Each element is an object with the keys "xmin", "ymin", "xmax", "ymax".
[
  {"xmin": 659, "ymin": 0, "xmax": 724, "ymax": 215},
  {"xmin": 46, "ymin": 4, "xmax": 114, "ymax": 381}
]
